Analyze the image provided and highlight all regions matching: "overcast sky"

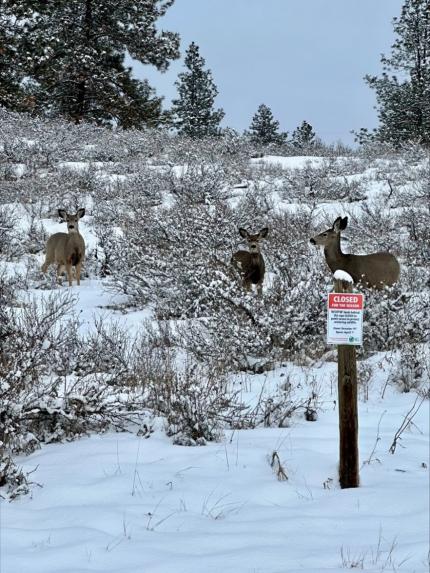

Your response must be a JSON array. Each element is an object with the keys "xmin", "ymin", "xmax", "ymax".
[{"xmin": 131, "ymin": 0, "xmax": 404, "ymax": 145}]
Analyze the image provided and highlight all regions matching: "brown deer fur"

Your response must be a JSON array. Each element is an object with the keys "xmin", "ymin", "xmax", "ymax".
[
  {"xmin": 310, "ymin": 216, "xmax": 400, "ymax": 289},
  {"xmin": 231, "ymin": 227, "xmax": 268, "ymax": 296},
  {"xmin": 42, "ymin": 208, "xmax": 86, "ymax": 286}
]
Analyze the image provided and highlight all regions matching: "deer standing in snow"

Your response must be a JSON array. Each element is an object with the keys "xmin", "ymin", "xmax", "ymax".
[
  {"xmin": 42, "ymin": 208, "xmax": 86, "ymax": 286},
  {"xmin": 231, "ymin": 227, "xmax": 268, "ymax": 296},
  {"xmin": 310, "ymin": 216, "xmax": 400, "ymax": 289}
]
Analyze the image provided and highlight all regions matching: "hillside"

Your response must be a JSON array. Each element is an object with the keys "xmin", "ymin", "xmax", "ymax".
[{"xmin": 0, "ymin": 110, "xmax": 429, "ymax": 572}]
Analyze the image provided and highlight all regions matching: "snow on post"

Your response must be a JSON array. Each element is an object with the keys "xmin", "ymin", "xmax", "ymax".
[{"xmin": 333, "ymin": 269, "xmax": 353, "ymax": 283}]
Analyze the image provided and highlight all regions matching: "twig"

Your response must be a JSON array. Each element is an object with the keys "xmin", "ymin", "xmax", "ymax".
[
  {"xmin": 269, "ymin": 450, "xmax": 288, "ymax": 481},
  {"xmin": 362, "ymin": 410, "xmax": 386, "ymax": 466},
  {"xmin": 389, "ymin": 395, "xmax": 425, "ymax": 454}
]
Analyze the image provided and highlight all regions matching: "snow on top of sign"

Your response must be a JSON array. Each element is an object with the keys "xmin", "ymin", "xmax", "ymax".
[{"xmin": 334, "ymin": 269, "xmax": 354, "ymax": 283}]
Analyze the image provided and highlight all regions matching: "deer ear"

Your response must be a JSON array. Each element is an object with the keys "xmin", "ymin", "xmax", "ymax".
[
  {"xmin": 332, "ymin": 217, "xmax": 341, "ymax": 231},
  {"xmin": 340, "ymin": 216, "xmax": 348, "ymax": 230},
  {"xmin": 58, "ymin": 209, "xmax": 67, "ymax": 220},
  {"xmin": 239, "ymin": 228, "xmax": 249, "ymax": 238},
  {"xmin": 77, "ymin": 208, "xmax": 85, "ymax": 219},
  {"xmin": 259, "ymin": 227, "xmax": 269, "ymax": 238}
]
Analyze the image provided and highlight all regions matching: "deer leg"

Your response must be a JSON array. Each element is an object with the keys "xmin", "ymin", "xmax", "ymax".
[
  {"xmin": 56, "ymin": 264, "xmax": 65, "ymax": 284},
  {"xmin": 75, "ymin": 262, "xmax": 82, "ymax": 286},
  {"xmin": 243, "ymin": 280, "xmax": 251, "ymax": 292},
  {"xmin": 41, "ymin": 258, "xmax": 52, "ymax": 274},
  {"xmin": 257, "ymin": 282, "xmax": 263, "ymax": 298},
  {"xmin": 65, "ymin": 263, "xmax": 73, "ymax": 287}
]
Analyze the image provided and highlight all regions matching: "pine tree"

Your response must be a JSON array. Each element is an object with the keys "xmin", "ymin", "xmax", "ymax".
[
  {"xmin": 360, "ymin": 0, "xmax": 430, "ymax": 147},
  {"xmin": 248, "ymin": 104, "xmax": 286, "ymax": 146},
  {"xmin": 0, "ymin": 4, "xmax": 27, "ymax": 111},
  {"xmin": 0, "ymin": 0, "xmax": 180, "ymax": 127},
  {"xmin": 171, "ymin": 42, "xmax": 224, "ymax": 138},
  {"xmin": 291, "ymin": 120, "xmax": 316, "ymax": 148}
]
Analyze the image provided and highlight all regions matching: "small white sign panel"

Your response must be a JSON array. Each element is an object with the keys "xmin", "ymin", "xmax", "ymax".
[{"xmin": 327, "ymin": 293, "xmax": 364, "ymax": 346}]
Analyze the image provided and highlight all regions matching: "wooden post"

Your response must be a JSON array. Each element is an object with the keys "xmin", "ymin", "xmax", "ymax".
[{"xmin": 335, "ymin": 278, "xmax": 359, "ymax": 488}]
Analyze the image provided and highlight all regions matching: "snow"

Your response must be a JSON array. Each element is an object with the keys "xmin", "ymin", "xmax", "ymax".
[
  {"xmin": 250, "ymin": 155, "xmax": 327, "ymax": 169},
  {"xmin": 2, "ymin": 382, "xmax": 428, "ymax": 573},
  {"xmin": 334, "ymin": 270, "xmax": 354, "ymax": 283},
  {"xmin": 250, "ymin": 155, "xmax": 363, "ymax": 171},
  {"xmin": 58, "ymin": 161, "xmax": 106, "ymax": 171},
  {"xmin": 1, "ymin": 137, "xmax": 429, "ymax": 573}
]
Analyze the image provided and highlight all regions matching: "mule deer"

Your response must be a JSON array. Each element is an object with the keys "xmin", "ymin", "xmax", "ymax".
[
  {"xmin": 231, "ymin": 227, "xmax": 268, "ymax": 296},
  {"xmin": 310, "ymin": 216, "xmax": 400, "ymax": 289},
  {"xmin": 42, "ymin": 208, "xmax": 86, "ymax": 286}
]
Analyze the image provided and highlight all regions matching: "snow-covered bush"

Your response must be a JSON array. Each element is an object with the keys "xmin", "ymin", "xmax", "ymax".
[
  {"xmin": 390, "ymin": 344, "xmax": 430, "ymax": 394},
  {"xmin": 0, "ymin": 278, "xmax": 156, "ymax": 496},
  {"xmin": 147, "ymin": 359, "xmax": 242, "ymax": 445},
  {"xmin": 363, "ymin": 285, "xmax": 430, "ymax": 352},
  {"xmin": 0, "ymin": 206, "xmax": 20, "ymax": 258}
]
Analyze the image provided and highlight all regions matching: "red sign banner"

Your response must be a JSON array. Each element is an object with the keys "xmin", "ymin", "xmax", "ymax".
[{"xmin": 328, "ymin": 293, "xmax": 364, "ymax": 311}]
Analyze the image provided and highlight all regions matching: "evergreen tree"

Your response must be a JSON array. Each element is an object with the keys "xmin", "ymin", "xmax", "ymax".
[
  {"xmin": 359, "ymin": 0, "xmax": 430, "ymax": 146},
  {"xmin": 0, "ymin": 0, "xmax": 180, "ymax": 127},
  {"xmin": 171, "ymin": 42, "xmax": 224, "ymax": 138},
  {"xmin": 291, "ymin": 120, "xmax": 316, "ymax": 148},
  {"xmin": 249, "ymin": 104, "xmax": 286, "ymax": 145},
  {"xmin": 0, "ymin": 5, "xmax": 27, "ymax": 111}
]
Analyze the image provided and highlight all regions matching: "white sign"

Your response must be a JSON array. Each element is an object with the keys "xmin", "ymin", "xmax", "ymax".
[{"xmin": 327, "ymin": 293, "xmax": 364, "ymax": 346}]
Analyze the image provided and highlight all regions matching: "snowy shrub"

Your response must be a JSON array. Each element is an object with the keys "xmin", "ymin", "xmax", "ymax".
[
  {"xmin": 357, "ymin": 361, "xmax": 374, "ymax": 402},
  {"xmin": 103, "ymin": 190, "xmax": 238, "ymax": 312},
  {"xmin": 253, "ymin": 386, "xmax": 303, "ymax": 429},
  {"xmin": 0, "ymin": 272, "xmax": 16, "ymax": 345},
  {"xmin": 0, "ymin": 284, "xmax": 157, "ymax": 495},
  {"xmin": 0, "ymin": 453, "xmax": 32, "ymax": 501},
  {"xmin": 0, "ymin": 205, "xmax": 20, "ymax": 258},
  {"xmin": 396, "ymin": 207, "xmax": 430, "ymax": 269},
  {"xmin": 390, "ymin": 344, "xmax": 430, "ymax": 394},
  {"xmin": 20, "ymin": 206, "xmax": 48, "ymax": 255},
  {"xmin": 277, "ymin": 160, "xmax": 367, "ymax": 205},
  {"xmin": 148, "ymin": 359, "xmax": 242, "ymax": 445},
  {"xmin": 181, "ymin": 270, "xmax": 328, "ymax": 371},
  {"xmin": 166, "ymin": 162, "xmax": 231, "ymax": 204},
  {"xmin": 165, "ymin": 131, "xmax": 251, "ymax": 175},
  {"xmin": 77, "ymin": 318, "xmax": 138, "ymax": 383},
  {"xmin": 0, "ymin": 290, "xmax": 78, "ymax": 395},
  {"xmin": 363, "ymin": 286, "xmax": 430, "ymax": 352}
]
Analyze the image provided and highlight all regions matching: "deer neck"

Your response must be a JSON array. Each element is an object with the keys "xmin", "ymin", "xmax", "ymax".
[
  {"xmin": 324, "ymin": 235, "xmax": 346, "ymax": 272},
  {"xmin": 249, "ymin": 251, "xmax": 262, "ymax": 264}
]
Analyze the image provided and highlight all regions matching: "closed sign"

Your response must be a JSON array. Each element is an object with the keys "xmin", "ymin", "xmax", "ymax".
[{"xmin": 327, "ymin": 293, "xmax": 364, "ymax": 345}]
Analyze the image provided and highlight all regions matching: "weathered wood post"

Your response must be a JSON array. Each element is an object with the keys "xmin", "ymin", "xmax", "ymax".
[{"xmin": 334, "ymin": 276, "xmax": 359, "ymax": 488}]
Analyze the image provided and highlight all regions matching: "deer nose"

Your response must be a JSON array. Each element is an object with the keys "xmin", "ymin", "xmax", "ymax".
[{"xmin": 310, "ymin": 238, "xmax": 316, "ymax": 245}]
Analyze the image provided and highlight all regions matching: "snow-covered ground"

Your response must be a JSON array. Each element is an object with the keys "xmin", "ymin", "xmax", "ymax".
[
  {"xmin": 1, "ymin": 130, "xmax": 429, "ymax": 573},
  {"xmin": 2, "ymin": 372, "xmax": 428, "ymax": 573},
  {"xmin": 2, "ymin": 272, "xmax": 429, "ymax": 573}
]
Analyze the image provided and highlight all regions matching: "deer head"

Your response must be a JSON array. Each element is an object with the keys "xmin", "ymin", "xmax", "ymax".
[
  {"xmin": 238, "ymin": 227, "xmax": 269, "ymax": 254},
  {"xmin": 310, "ymin": 216, "xmax": 347, "ymax": 247},
  {"xmin": 58, "ymin": 208, "xmax": 85, "ymax": 233}
]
